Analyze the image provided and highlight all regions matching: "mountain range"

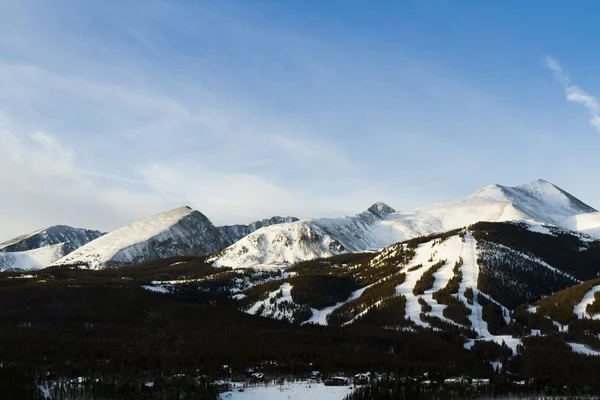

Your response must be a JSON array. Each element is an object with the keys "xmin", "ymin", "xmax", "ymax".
[
  {"xmin": 1, "ymin": 179, "xmax": 599, "ymax": 271},
  {"xmin": 0, "ymin": 208, "xmax": 298, "ymax": 271},
  {"xmin": 212, "ymin": 179, "xmax": 598, "ymax": 268}
]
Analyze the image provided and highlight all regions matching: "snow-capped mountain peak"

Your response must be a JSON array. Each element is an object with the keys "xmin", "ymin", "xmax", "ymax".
[
  {"xmin": 0, "ymin": 225, "xmax": 105, "ymax": 271},
  {"xmin": 212, "ymin": 179, "xmax": 597, "ymax": 269},
  {"xmin": 52, "ymin": 206, "xmax": 227, "ymax": 269},
  {"xmin": 0, "ymin": 225, "xmax": 104, "ymax": 254},
  {"xmin": 367, "ymin": 201, "xmax": 396, "ymax": 216},
  {"xmin": 468, "ymin": 179, "xmax": 596, "ymax": 225}
]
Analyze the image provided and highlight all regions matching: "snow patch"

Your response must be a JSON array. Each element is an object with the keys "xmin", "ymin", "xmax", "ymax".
[{"xmin": 573, "ymin": 284, "xmax": 600, "ymax": 320}]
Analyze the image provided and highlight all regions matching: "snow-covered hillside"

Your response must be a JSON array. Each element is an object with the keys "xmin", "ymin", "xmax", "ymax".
[
  {"xmin": 561, "ymin": 212, "xmax": 600, "ymax": 239},
  {"xmin": 218, "ymin": 216, "xmax": 299, "ymax": 246},
  {"xmin": 52, "ymin": 206, "xmax": 227, "ymax": 269},
  {"xmin": 0, "ymin": 243, "xmax": 66, "ymax": 271},
  {"xmin": 0, "ymin": 225, "xmax": 105, "ymax": 271},
  {"xmin": 470, "ymin": 179, "xmax": 596, "ymax": 225},
  {"xmin": 238, "ymin": 223, "xmax": 600, "ymax": 357},
  {"xmin": 211, "ymin": 202, "xmax": 402, "ymax": 269},
  {"xmin": 212, "ymin": 180, "xmax": 597, "ymax": 269}
]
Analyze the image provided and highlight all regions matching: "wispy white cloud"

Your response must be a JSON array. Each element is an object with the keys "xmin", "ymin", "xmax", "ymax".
[
  {"xmin": 0, "ymin": 114, "xmax": 171, "ymax": 239},
  {"xmin": 544, "ymin": 55, "xmax": 600, "ymax": 132}
]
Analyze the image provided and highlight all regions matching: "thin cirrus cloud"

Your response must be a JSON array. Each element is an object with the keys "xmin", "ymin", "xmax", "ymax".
[{"xmin": 544, "ymin": 56, "xmax": 600, "ymax": 132}]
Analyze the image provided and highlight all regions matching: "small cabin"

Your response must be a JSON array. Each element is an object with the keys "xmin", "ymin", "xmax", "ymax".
[
  {"xmin": 354, "ymin": 373, "xmax": 370, "ymax": 385},
  {"xmin": 444, "ymin": 377, "xmax": 468, "ymax": 386},
  {"xmin": 213, "ymin": 380, "xmax": 232, "ymax": 393},
  {"xmin": 324, "ymin": 376, "xmax": 349, "ymax": 386}
]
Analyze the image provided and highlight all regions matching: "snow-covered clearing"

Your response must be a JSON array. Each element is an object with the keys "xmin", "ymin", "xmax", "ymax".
[
  {"xmin": 142, "ymin": 285, "xmax": 170, "ymax": 294},
  {"xmin": 0, "ymin": 243, "xmax": 66, "ymax": 271},
  {"xmin": 247, "ymin": 283, "xmax": 295, "ymax": 320},
  {"xmin": 568, "ymin": 342, "xmax": 600, "ymax": 356},
  {"xmin": 573, "ymin": 285, "xmax": 600, "ymax": 319},
  {"xmin": 219, "ymin": 381, "xmax": 353, "ymax": 400}
]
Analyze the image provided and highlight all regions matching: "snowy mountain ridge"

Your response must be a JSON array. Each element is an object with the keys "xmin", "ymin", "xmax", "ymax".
[
  {"xmin": 218, "ymin": 216, "xmax": 299, "ymax": 246},
  {"xmin": 0, "ymin": 225, "xmax": 105, "ymax": 254},
  {"xmin": 51, "ymin": 206, "xmax": 228, "ymax": 269},
  {"xmin": 0, "ymin": 243, "xmax": 68, "ymax": 271},
  {"xmin": 2, "ymin": 178, "xmax": 599, "ymax": 271},
  {"xmin": 0, "ymin": 225, "xmax": 105, "ymax": 271},
  {"xmin": 211, "ymin": 179, "xmax": 598, "ymax": 269}
]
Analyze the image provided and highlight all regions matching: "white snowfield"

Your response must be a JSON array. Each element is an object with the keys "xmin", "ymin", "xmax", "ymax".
[
  {"xmin": 568, "ymin": 342, "xmax": 600, "ymax": 356},
  {"xmin": 573, "ymin": 284, "xmax": 600, "ymax": 319},
  {"xmin": 561, "ymin": 212, "xmax": 600, "ymax": 239},
  {"xmin": 52, "ymin": 206, "xmax": 226, "ymax": 269},
  {"xmin": 212, "ymin": 180, "xmax": 598, "ymax": 269},
  {"xmin": 219, "ymin": 381, "xmax": 353, "ymax": 400},
  {"xmin": 0, "ymin": 243, "xmax": 66, "ymax": 271},
  {"xmin": 247, "ymin": 283, "xmax": 296, "ymax": 321},
  {"xmin": 0, "ymin": 225, "xmax": 104, "ymax": 270}
]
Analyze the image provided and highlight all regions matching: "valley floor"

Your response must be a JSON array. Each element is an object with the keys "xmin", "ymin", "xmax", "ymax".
[{"xmin": 219, "ymin": 381, "xmax": 352, "ymax": 400}]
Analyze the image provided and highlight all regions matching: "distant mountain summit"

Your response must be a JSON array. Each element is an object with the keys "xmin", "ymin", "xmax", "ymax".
[
  {"xmin": 468, "ymin": 179, "xmax": 596, "ymax": 224},
  {"xmin": 211, "ymin": 180, "xmax": 598, "ymax": 269},
  {"xmin": 0, "ymin": 226, "xmax": 105, "ymax": 271},
  {"xmin": 1, "ymin": 208, "xmax": 299, "ymax": 271},
  {"xmin": 367, "ymin": 201, "xmax": 396, "ymax": 216},
  {"xmin": 52, "ymin": 206, "xmax": 228, "ymax": 269},
  {"xmin": 0, "ymin": 225, "xmax": 104, "ymax": 254}
]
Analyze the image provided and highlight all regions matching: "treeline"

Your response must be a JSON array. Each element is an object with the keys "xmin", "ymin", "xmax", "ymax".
[
  {"xmin": 290, "ymin": 275, "xmax": 359, "ymax": 309},
  {"xmin": 419, "ymin": 314, "xmax": 477, "ymax": 339},
  {"xmin": 506, "ymin": 335, "xmax": 600, "ymax": 392},
  {"xmin": 413, "ymin": 260, "xmax": 446, "ymax": 296},
  {"xmin": 327, "ymin": 273, "xmax": 406, "ymax": 326},
  {"xmin": 471, "ymin": 221, "xmax": 600, "ymax": 281},
  {"xmin": 477, "ymin": 241, "xmax": 575, "ymax": 309},
  {"xmin": 0, "ymin": 269, "xmax": 493, "ymax": 397},
  {"xmin": 432, "ymin": 257, "xmax": 471, "ymax": 326},
  {"xmin": 369, "ymin": 243, "xmax": 415, "ymax": 271},
  {"xmin": 290, "ymin": 252, "xmax": 375, "ymax": 276},
  {"xmin": 477, "ymin": 295, "xmax": 506, "ymax": 335},
  {"xmin": 537, "ymin": 278, "xmax": 600, "ymax": 324},
  {"xmin": 403, "ymin": 228, "xmax": 463, "ymax": 250},
  {"xmin": 351, "ymin": 295, "xmax": 407, "ymax": 329}
]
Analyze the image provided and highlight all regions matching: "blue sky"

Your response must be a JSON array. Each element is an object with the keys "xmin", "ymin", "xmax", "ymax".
[{"xmin": 1, "ymin": 0, "xmax": 600, "ymax": 240}]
